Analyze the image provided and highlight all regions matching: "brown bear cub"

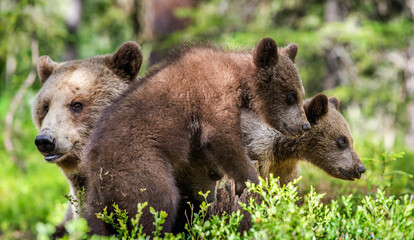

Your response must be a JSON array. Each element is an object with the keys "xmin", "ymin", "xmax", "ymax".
[
  {"xmin": 243, "ymin": 93, "xmax": 366, "ymax": 185},
  {"xmin": 31, "ymin": 42, "xmax": 143, "ymax": 238},
  {"xmin": 83, "ymin": 37, "xmax": 310, "ymax": 235}
]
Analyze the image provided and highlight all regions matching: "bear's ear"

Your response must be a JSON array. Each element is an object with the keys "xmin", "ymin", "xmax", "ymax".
[
  {"xmin": 37, "ymin": 56, "xmax": 59, "ymax": 84},
  {"xmin": 109, "ymin": 41, "xmax": 143, "ymax": 81},
  {"xmin": 280, "ymin": 43, "xmax": 298, "ymax": 62},
  {"xmin": 329, "ymin": 97, "xmax": 340, "ymax": 110},
  {"xmin": 305, "ymin": 93, "xmax": 329, "ymax": 123},
  {"xmin": 253, "ymin": 37, "xmax": 279, "ymax": 69}
]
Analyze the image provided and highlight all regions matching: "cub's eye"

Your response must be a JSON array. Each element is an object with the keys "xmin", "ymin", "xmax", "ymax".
[
  {"xmin": 70, "ymin": 102, "xmax": 83, "ymax": 113},
  {"xmin": 286, "ymin": 93, "xmax": 297, "ymax": 105},
  {"xmin": 336, "ymin": 137, "xmax": 348, "ymax": 149}
]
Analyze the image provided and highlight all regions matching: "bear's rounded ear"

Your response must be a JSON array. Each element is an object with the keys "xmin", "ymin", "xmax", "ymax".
[
  {"xmin": 304, "ymin": 93, "xmax": 329, "ymax": 123},
  {"xmin": 280, "ymin": 43, "xmax": 298, "ymax": 63},
  {"xmin": 109, "ymin": 41, "xmax": 143, "ymax": 81},
  {"xmin": 253, "ymin": 37, "xmax": 278, "ymax": 69},
  {"xmin": 37, "ymin": 56, "xmax": 59, "ymax": 84},
  {"xmin": 329, "ymin": 97, "xmax": 340, "ymax": 110}
]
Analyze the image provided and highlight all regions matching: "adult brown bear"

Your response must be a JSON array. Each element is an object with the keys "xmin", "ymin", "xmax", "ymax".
[{"xmin": 32, "ymin": 42, "xmax": 143, "ymax": 238}]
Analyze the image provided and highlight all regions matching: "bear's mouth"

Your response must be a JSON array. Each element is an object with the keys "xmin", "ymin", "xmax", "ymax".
[
  {"xmin": 339, "ymin": 168, "xmax": 356, "ymax": 181},
  {"xmin": 44, "ymin": 154, "xmax": 63, "ymax": 162},
  {"xmin": 282, "ymin": 123, "xmax": 300, "ymax": 138}
]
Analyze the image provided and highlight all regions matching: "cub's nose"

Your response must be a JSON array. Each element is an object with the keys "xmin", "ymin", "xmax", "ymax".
[
  {"xmin": 302, "ymin": 122, "xmax": 311, "ymax": 131},
  {"xmin": 35, "ymin": 135, "xmax": 56, "ymax": 153},
  {"xmin": 357, "ymin": 166, "xmax": 366, "ymax": 174}
]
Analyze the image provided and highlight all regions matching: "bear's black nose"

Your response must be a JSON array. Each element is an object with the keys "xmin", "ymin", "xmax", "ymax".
[
  {"xmin": 35, "ymin": 135, "xmax": 56, "ymax": 153},
  {"xmin": 357, "ymin": 166, "xmax": 366, "ymax": 174},
  {"xmin": 302, "ymin": 123, "xmax": 311, "ymax": 131}
]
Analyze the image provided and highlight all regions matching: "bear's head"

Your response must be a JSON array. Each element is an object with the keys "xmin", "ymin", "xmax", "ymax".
[
  {"xmin": 302, "ymin": 94, "xmax": 366, "ymax": 180},
  {"xmin": 32, "ymin": 41, "xmax": 143, "ymax": 173},
  {"xmin": 252, "ymin": 38, "xmax": 310, "ymax": 138}
]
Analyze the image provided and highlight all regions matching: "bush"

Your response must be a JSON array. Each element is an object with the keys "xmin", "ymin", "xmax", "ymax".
[{"xmin": 54, "ymin": 173, "xmax": 414, "ymax": 239}]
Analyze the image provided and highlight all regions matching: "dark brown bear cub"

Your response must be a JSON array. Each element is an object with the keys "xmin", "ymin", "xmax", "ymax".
[{"xmin": 83, "ymin": 38, "xmax": 310, "ymax": 235}]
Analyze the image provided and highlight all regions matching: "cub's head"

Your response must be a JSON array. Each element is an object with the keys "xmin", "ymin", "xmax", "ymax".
[
  {"xmin": 32, "ymin": 42, "xmax": 142, "ymax": 172},
  {"xmin": 302, "ymin": 94, "xmax": 366, "ymax": 180},
  {"xmin": 252, "ymin": 37, "xmax": 310, "ymax": 138}
]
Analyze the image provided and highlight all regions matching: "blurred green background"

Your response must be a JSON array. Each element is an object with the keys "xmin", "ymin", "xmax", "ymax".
[{"xmin": 1, "ymin": 0, "xmax": 413, "ymax": 238}]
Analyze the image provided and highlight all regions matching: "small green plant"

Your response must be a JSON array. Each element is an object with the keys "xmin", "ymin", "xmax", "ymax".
[
  {"xmin": 65, "ymin": 187, "xmax": 86, "ymax": 216},
  {"xmin": 363, "ymin": 152, "xmax": 413, "ymax": 190},
  {"xmin": 149, "ymin": 206, "xmax": 168, "ymax": 238},
  {"xmin": 96, "ymin": 202, "xmax": 150, "ymax": 239},
  {"xmin": 185, "ymin": 191, "xmax": 243, "ymax": 239}
]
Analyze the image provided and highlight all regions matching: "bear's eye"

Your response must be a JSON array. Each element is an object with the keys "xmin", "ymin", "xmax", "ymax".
[
  {"xmin": 70, "ymin": 102, "xmax": 83, "ymax": 113},
  {"xmin": 336, "ymin": 137, "xmax": 348, "ymax": 149},
  {"xmin": 286, "ymin": 93, "xmax": 297, "ymax": 105},
  {"xmin": 43, "ymin": 104, "xmax": 49, "ymax": 113}
]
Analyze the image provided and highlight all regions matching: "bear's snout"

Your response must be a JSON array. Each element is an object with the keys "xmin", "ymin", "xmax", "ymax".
[
  {"xmin": 357, "ymin": 166, "xmax": 366, "ymax": 174},
  {"xmin": 35, "ymin": 134, "xmax": 56, "ymax": 153},
  {"xmin": 301, "ymin": 122, "xmax": 311, "ymax": 131},
  {"xmin": 353, "ymin": 165, "xmax": 366, "ymax": 179},
  {"xmin": 355, "ymin": 165, "xmax": 366, "ymax": 179}
]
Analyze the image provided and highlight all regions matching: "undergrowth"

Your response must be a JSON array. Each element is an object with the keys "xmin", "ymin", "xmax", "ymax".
[{"xmin": 39, "ymin": 151, "xmax": 414, "ymax": 240}]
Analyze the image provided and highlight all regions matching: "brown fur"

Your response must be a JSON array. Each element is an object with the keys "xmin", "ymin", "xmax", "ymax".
[
  {"xmin": 83, "ymin": 37, "xmax": 309, "ymax": 235},
  {"xmin": 31, "ymin": 42, "xmax": 143, "ymax": 238},
  {"xmin": 183, "ymin": 94, "xmax": 365, "ymax": 202},
  {"xmin": 174, "ymin": 94, "xmax": 365, "ymax": 232},
  {"xmin": 245, "ymin": 94, "xmax": 365, "ymax": 184}
]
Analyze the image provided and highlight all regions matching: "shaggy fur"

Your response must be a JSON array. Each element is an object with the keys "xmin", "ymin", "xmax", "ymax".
[
  {"xmin": 174, "ymin": 94, "xmax": 365, "ymax": 232},
  {"xmin": 243, "ymin": 94, "xmax": 365, "ymax": 184},
  {"xmin": 31, "ymin": 42, "xmax": 143, "ymax": 238},
  {"xmin": 82, "ymin": 37, "xmax": 309, "ymax": 235},
  {"xmin": 182, "ymin": 94, "xmax": 365, "ymax": 202}
]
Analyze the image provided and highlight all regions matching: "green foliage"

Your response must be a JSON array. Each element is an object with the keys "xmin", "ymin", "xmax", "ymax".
[
  {"xmin": 65, "ymin": 187, "xmax": 86, "ymax": 216},
  {"xmin": 184, "ymin": 191, "xmax": 243, "ymax": 239},
  {"xmin": 363, "ymin": 152, "xmax": 413, "ymax": 190},
  {"xmin": 242, "ymin": 176, "xmax": 414, "ymax": 239},
  {"xmin": 46, "ymin": 175, "xmax": 414, "ymax": 240},
  {"xmin": 149, "ymin": 206, "xmax": 168, "ymax": 238},
  {"xmin": 97, "ymin": 202, "xmax": 149, "ymax": 239}
]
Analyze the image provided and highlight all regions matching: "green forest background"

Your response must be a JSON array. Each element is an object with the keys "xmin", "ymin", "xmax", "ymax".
[{"xmin": 1, "ymin": 0, "xmax": 414, "ymax": 239}]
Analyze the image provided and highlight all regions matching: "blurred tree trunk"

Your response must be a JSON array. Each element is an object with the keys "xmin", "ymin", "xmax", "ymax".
[
  {"xmin": 405, "ymin": 47, "xmax": 414, "ymax": 146},
  {"xmin": 4, "ymin": 39, "xmax": 39, "ymax": 172},
  {"xmin": 145, "ymin": 0, "xmax": 196, "ymax": 66},
  {"xmin": 63, "ymin": 0, "xmax": 82, "ymax": 61},
  {"xmin": 323, "ymin": 0, "xmax": 351, "ymax": 90},
  {"xmin": 407, "ymin": 0, "xmax": 414, "ymax": 19},
  {"xmin": 404, "ymin": 1, "xmax": 414, "ymax": 147},
  {"xmin": 131, "ymin": 0, "xmax": 145, "ymax": 41}
]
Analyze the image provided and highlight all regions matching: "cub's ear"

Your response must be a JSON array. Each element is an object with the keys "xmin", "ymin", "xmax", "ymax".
[
  {"xmin": 109, "ymin": 41, "xmax": 143, "ymax": 81},
  {"xmin": 253, "ymin": 37, "xmax": 278, "ymax": 69},
  {"xmin": 304, "ymin": 93, "xmax": 329, "ymax": 123},
  {"xmin": 280, "ymin": 43, "xmax": 298, "ymax": 62},
  {"xmin": 329, "ymin": 97, "xmax": 340, "ymax": 110},
  {"xmin": 37, "ymin": 56, "xmax": 59, "ymax": 84}
]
